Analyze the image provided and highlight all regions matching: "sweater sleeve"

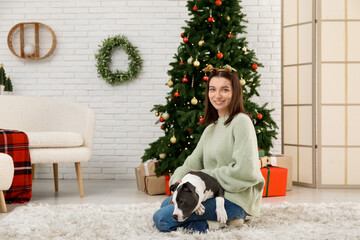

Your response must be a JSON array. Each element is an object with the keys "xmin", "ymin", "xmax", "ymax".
[
  {"xmin": 202, "ymin": 115, "xmax": 265, "ymax": 193},
  {"xmin": 169, "ymin": 127, "xmax": 208, "ymax": 186}
]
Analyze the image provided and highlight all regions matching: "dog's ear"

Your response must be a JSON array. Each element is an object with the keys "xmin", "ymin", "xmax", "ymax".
[
  {"xmin": 182, "ymin": 182, "xmax": 196, "ymax": 193},
  {"xmin": 170, "ymin": 182, "xmax": 180, "ymax": 193}
]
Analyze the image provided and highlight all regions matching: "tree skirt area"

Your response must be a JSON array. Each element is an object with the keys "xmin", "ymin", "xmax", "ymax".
[{"xmin": 0, "ymin": 201, "xmax": 359, "ymax": 240}]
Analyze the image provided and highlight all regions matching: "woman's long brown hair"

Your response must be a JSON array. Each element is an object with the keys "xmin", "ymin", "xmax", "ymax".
[{"xmin": 200, "ymin": 71, "xmax": 251, "ymax": 126}]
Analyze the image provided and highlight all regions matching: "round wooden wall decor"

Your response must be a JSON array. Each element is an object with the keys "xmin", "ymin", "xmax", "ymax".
[{"xmin": 7, "ymin": 22, "xmax": 57, "ymax": 60}]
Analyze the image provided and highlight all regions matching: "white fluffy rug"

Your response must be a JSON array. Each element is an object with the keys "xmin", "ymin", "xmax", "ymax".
[{"xmin": 1, "ymin": 202, "xmax": 359, "ymax": 240}]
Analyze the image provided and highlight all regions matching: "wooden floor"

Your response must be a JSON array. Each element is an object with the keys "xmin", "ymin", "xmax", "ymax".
[{"xmin": 1, "ymin": 179, "xmax": 360, "ymax": 221}]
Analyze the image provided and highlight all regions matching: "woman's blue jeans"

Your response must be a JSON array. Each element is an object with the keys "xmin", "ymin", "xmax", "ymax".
[{"xmin": 153, "ymin": 196, "xmax": 247, "ymax": 233}]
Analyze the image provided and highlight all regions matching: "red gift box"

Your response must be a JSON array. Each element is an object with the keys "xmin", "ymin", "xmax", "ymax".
[{"xmin": 261, "ymin": 166, "xmax": 287, "ymax": 197}]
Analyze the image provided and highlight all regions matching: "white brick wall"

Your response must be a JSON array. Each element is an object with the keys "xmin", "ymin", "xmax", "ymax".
[{"xmin": 0, "ymin": 0, "xmax": 281, "ymax": 180}]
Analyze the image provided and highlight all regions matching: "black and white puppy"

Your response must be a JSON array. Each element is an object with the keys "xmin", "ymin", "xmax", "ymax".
[{"xmin": 169, "ymin": 171, "xmax": 228, "ymax": 223}]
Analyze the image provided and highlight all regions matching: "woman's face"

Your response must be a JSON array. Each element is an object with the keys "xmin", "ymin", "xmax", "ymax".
[{"xmin": 208, "ymin": 76, "xmax": 233, "ymax": 117}]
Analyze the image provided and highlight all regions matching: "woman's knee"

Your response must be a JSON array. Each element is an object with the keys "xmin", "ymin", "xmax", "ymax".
[{"xmin": 153, "ymin": 207, "xmax": 174, "ymax": 232}]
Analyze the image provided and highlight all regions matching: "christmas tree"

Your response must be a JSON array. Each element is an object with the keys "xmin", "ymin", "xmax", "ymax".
[
  {"xmin": 0, "ymin": 63, "xmax": 6, "ymax": 94},
  {"xmin": 4, "ymin": 76, "xmax": 13, "ymax": 92},
  {"xmin": 142, "ymin": 0, "xmax": 278, "ymax": 176}
]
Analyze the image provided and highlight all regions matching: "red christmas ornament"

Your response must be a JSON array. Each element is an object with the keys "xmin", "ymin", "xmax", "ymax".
[
  {"xmin": 182, "ymin": 77, "xmax": 188, "ymax": 83},
  {"xmin": 187, "ymin": 128, "xmax": 191, "ymax": 132},
  {"xmin": 215, "ymin": 0, "xmax": 222, "ymax": 6},
  {"xmin": 217, "ymin": 52, "xmax": 224, "ymax": 59},
  {"xmin": 203, "ymin": 75, "xmax": 209, "ymax": 81},
  {"xmin": 227, "ymin": 33, "xmax": 233, "ymax": 38},
  {"xmin": 199, "ymin": 117, "xmax": 204, "ymax": 122},
  {"xmin": 170, "ymin": 96, "xmax": 173, "ymax": 100},
  {"xmin": 179, "ymin": 61, "xmax": 184, "ymax": 65},
  {"xmin": 193, "ymin": 5, "xmax": 198, "ymax": 11},
  {"xmin": 161, "ymin": 124, "xmax": 165, "ymax": 130},
  {"xmin": 159, "ymin": 116, "xmax": 164, "ymax": 122},
  {"xmin": 257, "ymin": 113, "xmax": 263, "ymax": 120},
  {"xmin": 252, "ymin": 63, "xmax": 258, "ymax": 70},
  {"xmin": 181, "ymin": 32, "xmax": 184, "ymax": 38},
  {"xmin": 174, "ymin": 91, "xmax": 180, "ymax": 97},
  {"xmin": 183, "ymin": 37, "xmax": 189, "ymax": 43},
  {"xmin": 208, "ymin": 17, "xmax": 215, "ymax": 22}
]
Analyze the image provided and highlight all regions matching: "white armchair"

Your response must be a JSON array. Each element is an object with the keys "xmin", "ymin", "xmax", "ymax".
[
  {"xmin": 0, "ymin": 153, "xmax": 14, "ymax": 213},
  {"xmin": 0, "ymin": 96, "xmax": 95, "ymax": 198}
]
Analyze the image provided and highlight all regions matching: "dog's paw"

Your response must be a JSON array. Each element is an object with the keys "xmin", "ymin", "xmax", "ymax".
[
  {"xmin": 216, "ymin": 207, "xmax": 228, "ymax": 224},
  {"xmin": 195, "ymin": 203, "xmax": 205, "ymax": 215}
]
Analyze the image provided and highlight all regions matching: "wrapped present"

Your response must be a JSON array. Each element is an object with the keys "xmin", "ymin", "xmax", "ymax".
[
  {"xmin": 261, "ymin": 166, "xmax": 287, "ymax": 197},
  {"xmin": 140, "ymin": 159, "xmax": 158, "ymax": 177},
  {"xmin": 164, "ymin": 174, "xmax": 172, "ymax": 196},
  {"xmin": 258, "ymin": 149, "xmax": 265, "ymax": 157},
  {"xmin": 144, "ymin": 175, "xmax": 166, "ymax": 195},
  {"xmin": 134, "ymin": 167, "xmax": 141, "ymax": 191},
  {"xmin": 260, "ymin": 155, "xmax": 293, "ymax": 191}
]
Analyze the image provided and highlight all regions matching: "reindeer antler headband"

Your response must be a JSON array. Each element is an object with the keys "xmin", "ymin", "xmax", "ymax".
[{"xmin": 202, "ymin": 64, "xmax": 237, "ymax": 73}]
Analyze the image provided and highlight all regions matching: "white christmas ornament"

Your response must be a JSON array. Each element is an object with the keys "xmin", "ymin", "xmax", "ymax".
[
  {"xmin": 162, "ymin": 112, "xmax": 170, "ymax": 120},
  {"xmin": 24, "ymin": 44, "xmax": 35, "ymax": 55},
  {"xmin": 187, "ymin": 57, "xmax": 193, "ymax": 65}
]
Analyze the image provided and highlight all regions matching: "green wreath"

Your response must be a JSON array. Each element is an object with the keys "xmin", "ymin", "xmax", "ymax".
[{"xmin": 95, "ymin": 35, "xmax": 143, "ymax": 86}]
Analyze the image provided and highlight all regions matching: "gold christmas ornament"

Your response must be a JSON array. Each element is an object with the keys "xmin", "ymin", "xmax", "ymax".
[
  {"xmin": 159, "ymin": 153, "xmax": 167, "ymax": 159},
  {"xmin": 191, "ymin": 97, "xmax": 198, "ymax": 105},
  {"xmin": 155, "ymin": 111, "xmax": 159, "ymax": 117},
  {"xmin": 170, "ymin": 136, "xmax": 177, "ymax": 144},
  {"xmin": 242, "ymin": 46, "xmax": 247, "ymax": 52},
  {"xmin": 187, "ymin": 56, "xmax": 193, "ymax": 65},
  {"xmin": 227, "ymin": 16, "xmax": 231, "ymax": 21},
  {"xmin": 167, "ymin": 78, "xmax": 174, "ymax": 87},
  {"xmin": 162, "ymin": 111, "xmax": 170, "ymax": 120},
  {"xmin": 240, "ymin": 78, "xmax": 246, "ymax": 86},
  {"xmin": 198, "ymin": 40, "xmax": 205, "ymax": 46},
  {"xmin": 193, "ymin": 59, "xmax": 200, "ymax": 67}
]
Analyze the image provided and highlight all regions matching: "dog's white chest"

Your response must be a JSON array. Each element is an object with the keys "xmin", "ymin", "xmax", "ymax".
[{"xmin": 203, "ymin": 189, "xmax": 214, "ymax": 201}]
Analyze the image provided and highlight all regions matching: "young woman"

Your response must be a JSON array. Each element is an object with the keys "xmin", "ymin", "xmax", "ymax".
[{"xmin": 153, "ymin": 65, "xmax": 265, "ymax": 233}]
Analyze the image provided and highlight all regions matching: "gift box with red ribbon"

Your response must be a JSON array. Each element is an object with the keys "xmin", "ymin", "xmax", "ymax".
[{"xmin": 261, "ymin": 166, "xmax": 287, "ymax": 197}]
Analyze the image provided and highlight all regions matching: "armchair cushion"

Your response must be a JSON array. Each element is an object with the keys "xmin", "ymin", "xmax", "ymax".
[{"xmin": 27, "ymin": 132, "xmax": 83, "ymax": 148}]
